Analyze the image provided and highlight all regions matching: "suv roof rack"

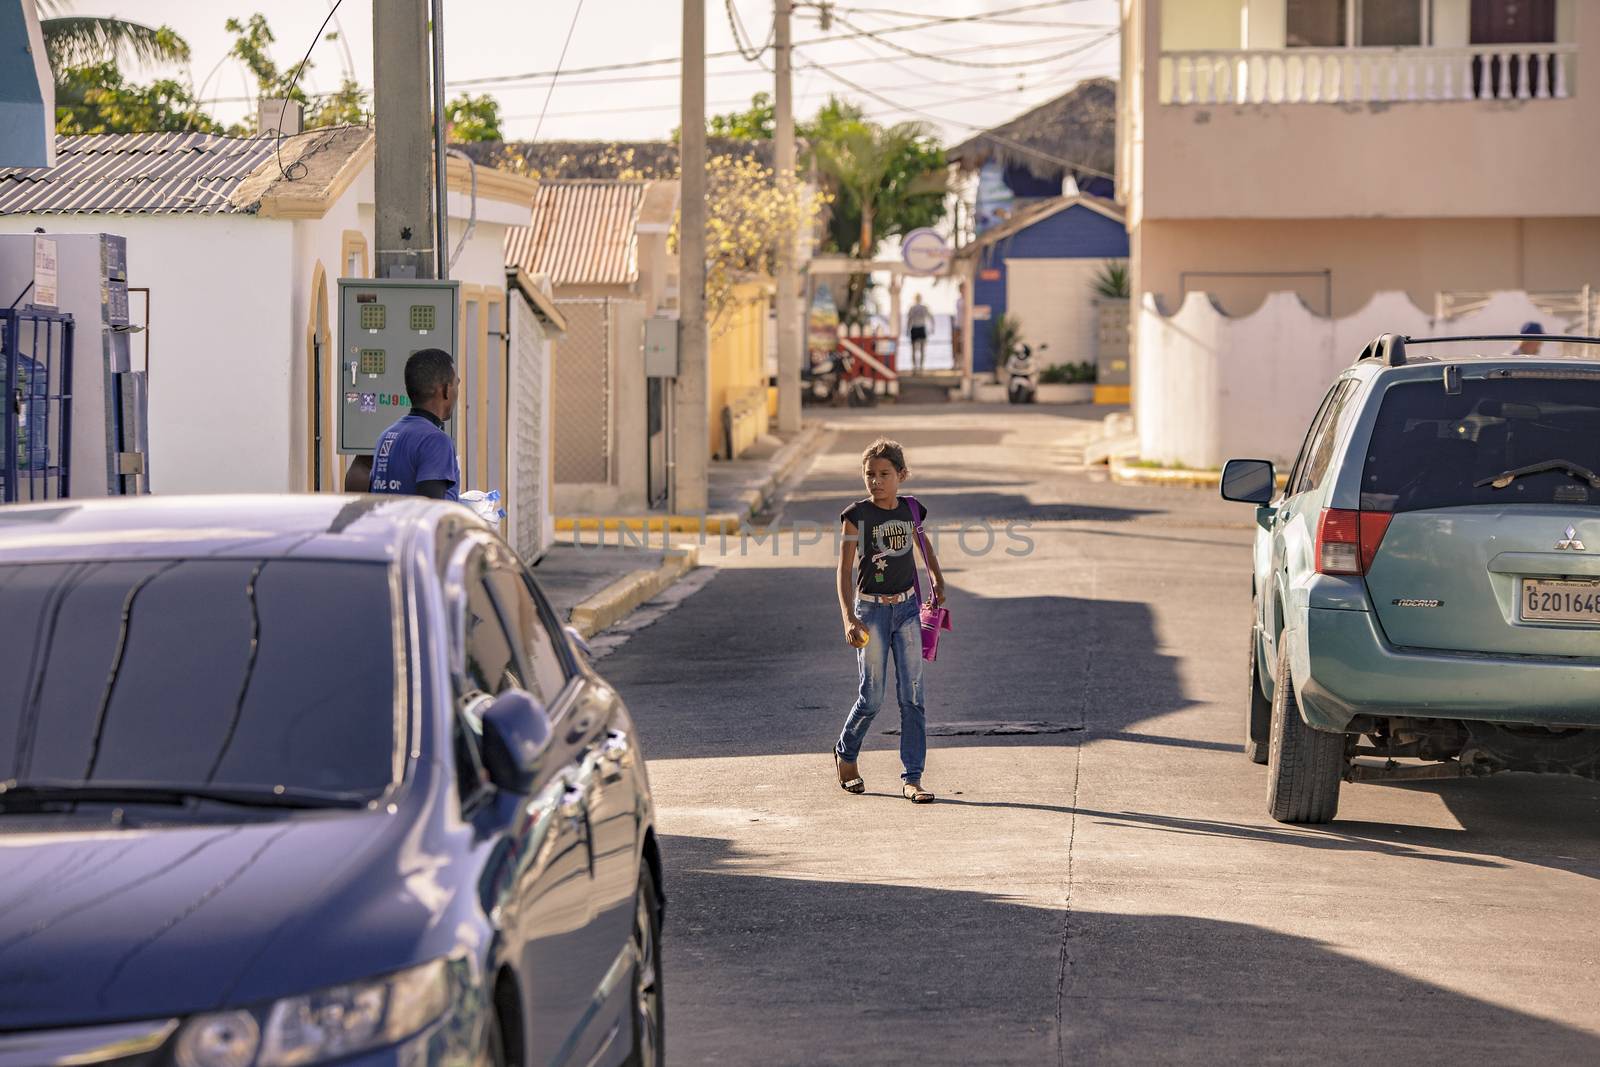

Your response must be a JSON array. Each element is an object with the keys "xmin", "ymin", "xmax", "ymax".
[
  {"xmin": 1356, "ymin": 332, "xmax": 1408, "ymax": 367},
  {"xmin": 1354, "ymin": 332, "xmax": 1600, "ymax": 368}
]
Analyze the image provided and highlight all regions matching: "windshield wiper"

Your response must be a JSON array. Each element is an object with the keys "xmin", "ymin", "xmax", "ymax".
[
  {"xmin": 1474, "ymin": 459, "xmax": 1600, "ymax": 490},
  {"xmin": 0, "ymin": 779, "xmax": 372, "ymax": 811}
]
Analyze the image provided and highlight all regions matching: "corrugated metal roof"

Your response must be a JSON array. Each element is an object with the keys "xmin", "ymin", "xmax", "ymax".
[
  {"xmin": 504, "ymin": 181, "xmax": 647, "ymax": 287},
  {"xmin": 0, "ymin": 132, "xmax": 280, "ymax": 215}
]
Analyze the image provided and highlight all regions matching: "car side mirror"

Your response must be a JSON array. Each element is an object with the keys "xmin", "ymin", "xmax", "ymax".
[
  {"xmin": 1220, "ymin": 459, "xmax": 1276, "ymax": 504},
  {"xmin": 479, "ymin": 689, "xmax": 553, "ymax": 794},
  {"xmin": 564, "ymin": 625, "xmax": 592, "ymax": 659}
]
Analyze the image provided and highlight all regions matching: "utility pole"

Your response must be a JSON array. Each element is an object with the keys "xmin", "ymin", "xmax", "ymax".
[
  {"xmin": 675, "ymin": 0, "xmax": 709, "ymax": 514},
  {"xmin": 773, "ymin": 0, "xmax": 802, "ymax": 435},
  {"xmin": 372, "ymin": 0, "xmax": 434, "ymax": 279}
]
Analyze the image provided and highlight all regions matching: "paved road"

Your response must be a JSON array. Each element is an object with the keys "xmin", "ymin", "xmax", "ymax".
[{"xmin": 595, "ymin": 403, "xmax": 1600, "ymax": 1066}]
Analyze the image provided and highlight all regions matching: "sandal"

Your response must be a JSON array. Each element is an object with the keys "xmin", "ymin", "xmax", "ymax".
[
  {"xmin": 835, "ymin": 752, "xmax": 865, "ymax": 794},
  {"xmin": 903, "ymin": 781, "xmax": 934, "ymax": 804}
]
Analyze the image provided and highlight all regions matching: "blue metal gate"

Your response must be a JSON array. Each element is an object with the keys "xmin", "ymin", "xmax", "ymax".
[{"xmin": 1, "ymin": 307, "xmax": 73, "ymax": 503}]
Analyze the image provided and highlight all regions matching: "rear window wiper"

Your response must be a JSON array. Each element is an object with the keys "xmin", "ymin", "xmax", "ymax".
[
  {"xmin": 0, "ymin": 779, "xmax": 373, "ymax": 811},
  {"xmin": 1474, "ymin": 459, "xmax": 1600, "ymax": 490}
]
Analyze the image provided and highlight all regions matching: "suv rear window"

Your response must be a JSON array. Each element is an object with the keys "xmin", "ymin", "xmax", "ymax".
[
  {"xmin": 1361, "ymin": 377, "xmax": 1600, "ymax": 513},
  {"xmin": 0, "ymin": 558, "xmax": 397, "ymax": 797}
]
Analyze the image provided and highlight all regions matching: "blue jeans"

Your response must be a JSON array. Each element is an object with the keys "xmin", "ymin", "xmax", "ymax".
[{"xmin": 835, "ymin": 597, "xmax": 926, "ymax": 783}]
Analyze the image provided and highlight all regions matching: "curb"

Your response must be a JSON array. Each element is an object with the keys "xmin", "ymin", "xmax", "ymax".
[
  {"xmin": 568, "ymin": 544, "xmax": 700, "ymax": 639},
  {"xmin": 1110, "ymin": 458, "xmax": 1291, "ymax": 491},
  {"xmin": 752, "ymin": 420, "xmax": 828, "ymax": 514},
  {"xmin": 1109, "ymin": 458, "xmax": 1220, "ymax": 489}
]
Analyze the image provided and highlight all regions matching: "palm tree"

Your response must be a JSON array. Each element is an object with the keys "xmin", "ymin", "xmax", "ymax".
[
  {"xmin": 811, "ymin": 119, "xmax": 943, "ymax": 258},
  {"xmin": 36, "ymin": 1, "xmax": 191, "ymax": 73}
]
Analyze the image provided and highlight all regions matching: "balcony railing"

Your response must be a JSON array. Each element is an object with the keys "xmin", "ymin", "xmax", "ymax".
[{"xmin": 1160, "ymin": 44, "xmax": 1576, "ymax": 105}]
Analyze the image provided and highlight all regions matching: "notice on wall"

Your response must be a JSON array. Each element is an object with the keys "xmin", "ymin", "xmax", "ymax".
[
  {"xmin": 972, "ymin": 305, "xmax": 992, "ymax": 321},
  {"xmin": 33, "ymin": 236, "xmax": 58, "ymax": 309}
]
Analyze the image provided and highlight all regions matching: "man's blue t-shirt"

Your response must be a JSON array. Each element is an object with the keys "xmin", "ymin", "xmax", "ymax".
[{"xmin": 369, "ymin": 411, "xmax": 459, "ymax": 500}]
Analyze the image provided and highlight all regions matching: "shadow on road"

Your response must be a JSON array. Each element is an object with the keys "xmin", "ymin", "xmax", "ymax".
[
  {"xmin": 603, "ymin": 567, "xmax": 1198, "ymax": 763},
  {"xmin": 660, "ymin": 832, "xmax": 1600, "ymax": 1066}
]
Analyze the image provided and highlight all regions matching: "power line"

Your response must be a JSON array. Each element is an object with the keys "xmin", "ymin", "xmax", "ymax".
[
  {"xmin": 274, "ymin": 0, "xmax": 346, "ymax": 181},
  {"xmin": 197, "ymin": 29, "xmax": 1113, "ymax": 112},
  {"xmin": 436, "ymin": 29, "xmax": 1114, "ymax": 94},
  {"xmin": 831, "ymin": 12, "xmax": 1112, "ymax": 69},
  {"xmin": 725, "ymin": 0, "xmax": 774, "ymax": 61},
  {"xmin": 532, "ymin": 0, "xmax": 588, "ymax": 142},
  {"xmin": 445, "ymin": 0, "xmax": 1099, "ymax": 88},
  {"xmin": 797, "ymin": 56, "xmax": 1114, "ymax": 179}
]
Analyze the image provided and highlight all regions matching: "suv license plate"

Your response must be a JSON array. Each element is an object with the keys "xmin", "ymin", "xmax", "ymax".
[{"xmin": 1520, "ymin": 578, "xmax": 1600, "ymax": 623}]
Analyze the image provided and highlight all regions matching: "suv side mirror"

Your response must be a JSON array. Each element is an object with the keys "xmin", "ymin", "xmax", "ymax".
[
  {"xmin": 480, "ymin": 689, "xmax": 553, "ymax": 794},
  {"xmin": 1220, "ymin": 459, "xmax": 1276, "ymax": 504},
  {"xmin": 564, "ymin": 625, "xmax": 592, "ymax": 659}
]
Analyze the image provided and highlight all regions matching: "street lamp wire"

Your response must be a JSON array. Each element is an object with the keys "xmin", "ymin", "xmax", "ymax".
[
  {"xmin": 274, "ymin": 0, "xmax": 346, "ymax": 181},
  {"xmin": 532, "ymin": 0, "xmax": 590, "ymax": 143}
]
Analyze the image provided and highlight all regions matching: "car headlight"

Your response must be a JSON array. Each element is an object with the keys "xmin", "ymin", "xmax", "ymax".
[{"xmin": 175, "ymin": 960, "xmax": 451, "ymax": 1067}]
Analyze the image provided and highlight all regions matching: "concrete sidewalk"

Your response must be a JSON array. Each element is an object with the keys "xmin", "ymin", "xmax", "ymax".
[
  {"xmin": 536, "ymin": 420, "xmax": 828, "ymax": 638},
  {"xmin": 556, "ymin": 421, "xmax": 827, "ymax": 535}
]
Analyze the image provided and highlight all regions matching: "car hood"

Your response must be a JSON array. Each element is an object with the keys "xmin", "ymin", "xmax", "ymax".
[{"xmin": 0, "ymin": 810, "xmax": 400, "ymax": 1030}]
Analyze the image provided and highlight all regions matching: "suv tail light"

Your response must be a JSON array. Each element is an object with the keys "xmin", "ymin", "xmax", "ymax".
[{"xmin": 1315, "ymin": 508, "xmax": 1392, "ymax": 575}]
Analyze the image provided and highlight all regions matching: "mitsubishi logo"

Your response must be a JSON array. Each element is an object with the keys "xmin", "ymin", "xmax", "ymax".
[{"xmin": 1556, "ymin": 526, "xmax": 1587, "ymax": 551}]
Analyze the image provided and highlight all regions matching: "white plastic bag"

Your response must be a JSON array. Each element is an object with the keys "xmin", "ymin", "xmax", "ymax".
[{"xmin": 460, "ymin": 489, "xmax": 505, "ymax": 527}]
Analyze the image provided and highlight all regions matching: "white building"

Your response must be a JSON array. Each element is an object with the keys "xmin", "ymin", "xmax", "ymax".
[{"xmin": 0, "ymin": 128, "xmax": 549, "ymax": 530}]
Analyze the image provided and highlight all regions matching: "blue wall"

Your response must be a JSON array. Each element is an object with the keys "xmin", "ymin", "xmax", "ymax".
[{"xmin": 972, "ymin": 203, "xmax": 1128, "ymax": 373}]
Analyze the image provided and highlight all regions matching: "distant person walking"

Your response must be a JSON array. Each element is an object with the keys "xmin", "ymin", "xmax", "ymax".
[
  {"xmin": 369, "ymin": 348, "xmax": 461, "ymax": 500},
  {"xmin": 906, "ymin": 294, "xmax": 933, "ymax": 373},
  {"xmin": 834, "ymin": 437, "xmax": 947, "ymax": 804},
  {"xmin": 1510, "ymin": 321, "xmax": 1549, "ymax": 356}
]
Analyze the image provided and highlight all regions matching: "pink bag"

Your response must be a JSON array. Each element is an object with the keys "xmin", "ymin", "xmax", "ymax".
[{"xmin": 905, "ymin": 496, "xmax": 952, "ymax": 661}]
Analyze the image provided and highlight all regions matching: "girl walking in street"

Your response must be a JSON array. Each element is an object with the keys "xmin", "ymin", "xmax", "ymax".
[{"xmin": 834, "ymin": 438, "xmax": 947, "ymax": 803}]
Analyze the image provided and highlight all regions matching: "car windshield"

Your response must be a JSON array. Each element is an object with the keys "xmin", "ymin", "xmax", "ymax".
[
  {"xmin": 1361, "ymin": 377, "xmax": 1600, "ymax": 513},
  {"xmin": 0, "ymin": 558, "xmax": 398, "ymax": 801}
]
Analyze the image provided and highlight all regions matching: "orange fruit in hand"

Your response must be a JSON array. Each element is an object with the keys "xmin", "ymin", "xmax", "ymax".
[{"xmin": 848, "ymin": 627, "xmax": 870, "ymax": 648}]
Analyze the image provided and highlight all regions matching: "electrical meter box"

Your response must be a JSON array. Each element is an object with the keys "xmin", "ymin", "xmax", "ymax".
[{"xmin": 337, "ymin": 277, "xmax": 459, "ymax": 453}]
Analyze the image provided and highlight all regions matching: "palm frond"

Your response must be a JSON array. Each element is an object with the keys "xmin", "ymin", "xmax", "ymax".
[{"xmin": 40, "ymin": 15, "xmax": 191, "ymax": 72}]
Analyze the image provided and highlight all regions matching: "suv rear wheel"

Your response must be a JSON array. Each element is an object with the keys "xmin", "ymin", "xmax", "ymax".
[{"xmin": 1266, "ymin": 642, "xmax": 1345, "ymax": 824}]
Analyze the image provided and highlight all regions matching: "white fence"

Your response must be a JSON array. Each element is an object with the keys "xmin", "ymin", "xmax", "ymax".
[
  {"xmin": 1160, "ymin": 44, "xmax": 1575, "ymax": 105},
  {"xmin": 1136, "ymin": 289, "xmax": 1594, "ymax": 469}
]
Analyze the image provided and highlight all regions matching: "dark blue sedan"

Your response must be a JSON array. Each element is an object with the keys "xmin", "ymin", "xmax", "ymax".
[{"xmin": 0, "ymin": 496, "xmax": 664, "ymax": 1067}]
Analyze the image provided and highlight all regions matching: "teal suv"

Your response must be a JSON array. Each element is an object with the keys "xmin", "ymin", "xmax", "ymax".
[{"xmin": 1222, "ymin": 332, "xmax": 1600, "ymax": 824}]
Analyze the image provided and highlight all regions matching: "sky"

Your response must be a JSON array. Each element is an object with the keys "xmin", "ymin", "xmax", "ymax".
[{"xmin": 117, "ymin": 0, "xmax": 1122, "ymax": 144}]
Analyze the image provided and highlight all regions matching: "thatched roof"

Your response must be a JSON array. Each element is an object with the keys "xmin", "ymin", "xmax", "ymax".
[
  {"xmin": 947, "ymin": 77, "xmax": 1116, "ymax": 182},
  {"xmin": 454, "ymin": 138, "xmax": 774, "ymax": 180}
]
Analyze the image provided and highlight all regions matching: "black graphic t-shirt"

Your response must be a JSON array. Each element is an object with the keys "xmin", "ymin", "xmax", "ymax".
[{"xmin": 840, "ymin": 496, "xmax": 925, "ymax": 595}]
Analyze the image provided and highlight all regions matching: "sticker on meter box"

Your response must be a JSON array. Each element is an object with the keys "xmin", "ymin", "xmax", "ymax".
[
  {"xmin": 359, "ymin": 393, "xmax": 378, "ymax": 413},
  {"xmin": 345, "ymin": 392, "xmax": 359, "ymax": 406}
]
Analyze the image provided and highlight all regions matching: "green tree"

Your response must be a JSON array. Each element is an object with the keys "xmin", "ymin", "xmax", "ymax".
[
  {"xmin": 445, "ymin": 93, "xmax": 504, "ymax": 142},
  {"xmin": 309, "ymin": 78, "xmax": 368, "ymax": 128},
  {"xmin": 227, "ymin": 13, "xmax": 306, "ymax": 105},
  {"xmin": 54, "ymin": 61, "xmax": 221, "ymax": 135},
  {"xmin": 707, "ymin": 91, "xmax": 775, "ymax": 140}
]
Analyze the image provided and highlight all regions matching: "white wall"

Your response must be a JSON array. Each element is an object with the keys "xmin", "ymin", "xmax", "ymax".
[
  {"xmin": 1161, "ymin": 0, "xmax": 1245, "ymax": 49},
  {"xmin": 1136, "ymin": 288, "xmax": 1585, "ymax": 468},
  {"xmin": 0, "ymin": 213, "xmax": 296, "ymax": 494},
  {"xmin": 507, "ymin": 287, "xmax": 554, "ymax": 562}
]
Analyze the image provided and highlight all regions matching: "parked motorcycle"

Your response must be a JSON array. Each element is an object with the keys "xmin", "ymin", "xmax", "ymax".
[
  {"xmin": 1006, "ymin": 342, "xmax": 1046, "ymax": 404},
  {"xmin": 803, "ymin": 350, "xmax": 876, "ymax": 407}
]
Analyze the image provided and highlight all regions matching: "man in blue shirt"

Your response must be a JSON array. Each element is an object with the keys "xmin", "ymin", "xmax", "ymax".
[{"xmin": 369, "ymin": 348, "xmax": 461, "ymax": 500}]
